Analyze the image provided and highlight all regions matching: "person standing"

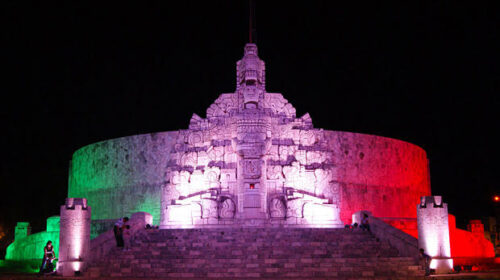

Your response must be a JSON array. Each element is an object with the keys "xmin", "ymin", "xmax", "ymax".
[
  {"xmin": 360, "ymin": 213, "xmax": 370, "ymax": 232},
  {"xmin": 123, "ymin": 223, "xmax": 131, "ymax": 251},
  {"xmin": 113, "ymin": 217, "xmax": 129, "ymax": 247},
  {"xmin": 419, "ymin": 248, "xmax": 432, "ymax": 276}
]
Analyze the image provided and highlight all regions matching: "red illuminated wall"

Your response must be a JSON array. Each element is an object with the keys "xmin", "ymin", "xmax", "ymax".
[
  {"xmin": 324, "ymin": 131, "xmax": 431, "ymax": 224},
  {"xmin": 381, "ymin": 218, "xmax": 419, "ymax": 239},
  {"xmin": 448, "ymin": 215, "xmax": 495, "ymax": 265}
]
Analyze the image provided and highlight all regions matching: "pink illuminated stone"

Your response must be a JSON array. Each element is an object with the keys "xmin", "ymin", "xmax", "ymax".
[
  {"xmin": 57, "ymin": 198, "xmax": 91, "ymax": 276},
  {"xmin": 417, "ymin": 196, "xmax": 453, "ymax": 274},
  {"xmin": 159, "ymin": 44, "xmax": 345, "ymax": 228},
  {"xmin": 154, "ymin": 43, "xmax": 431, "ymax": 229},
  {"xmin": 67, "ymin": 43, "xmax": 430, "ymax": 230}
]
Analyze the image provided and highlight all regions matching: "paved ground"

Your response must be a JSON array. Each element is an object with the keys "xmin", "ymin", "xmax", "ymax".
[
  {"xmin": 1, "ymin": 271, "xmax": 500, "ymax": 280},
  {"xmin": 430, "ymin": 270, "xmax": 500, "ymax": 279}
]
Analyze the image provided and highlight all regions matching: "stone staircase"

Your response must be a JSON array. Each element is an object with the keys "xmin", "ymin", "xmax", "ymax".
[{"xmin": 86, "ymin": 228, "xmax": 427, "ymax": 279}]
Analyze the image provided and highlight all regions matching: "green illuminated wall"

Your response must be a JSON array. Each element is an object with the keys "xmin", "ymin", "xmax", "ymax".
[
  {"xmin": 68, "ymin": 131, "xmax": 178, "ymax": 225},
  {"xmin": 6, "ymin": 217, "xmax": 60, "ymax": 261}
]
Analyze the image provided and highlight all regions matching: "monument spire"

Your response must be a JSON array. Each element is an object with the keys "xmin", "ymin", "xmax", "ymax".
[{"xmin": 249, "ymin": 0, "xmax": 256, "ymax": 43}]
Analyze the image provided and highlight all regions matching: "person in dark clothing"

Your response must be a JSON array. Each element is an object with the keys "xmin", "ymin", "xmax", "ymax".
[
  {"xmin": 113, "ymin": 217, "xmax": 129, "ymax": 247},
  {"xmin": 360, "ymin": 213, "xmax": 370, "ymax": 232},
  {"xmin": 39, "ymin": 240, "xmax": 55, "ymax": 274},
  {"xmin": 419, "ymin": 248, "xmax": 432, "ymax": 276}
]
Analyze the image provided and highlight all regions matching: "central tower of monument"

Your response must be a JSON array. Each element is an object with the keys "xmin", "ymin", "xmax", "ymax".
[
  {"xmin": 235, "ymin": 43, "xmax": 269, "ymax": 219},
  {"xmin": 160, "ymin": 43, "xmax": 342, "ymax": 228}
]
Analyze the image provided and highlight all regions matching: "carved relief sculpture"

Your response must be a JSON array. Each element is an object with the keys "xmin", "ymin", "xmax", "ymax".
[{"xmin": 159, "ymin": 43, "xmax": 343, "ymax": 228}]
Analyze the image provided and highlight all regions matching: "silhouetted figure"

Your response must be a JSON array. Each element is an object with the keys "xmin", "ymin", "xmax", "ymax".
[
  {"xmin": 360, "ymin": 214, "xmax": 370, "ymax": 232},
  {"xmin": 39, "ymin": 240, "xmax": 55, "ymax": 274},
  {"xmin": 419, "ymin": 248, "xmax": 432, "ymax": 276},
  {"xmin": 114, "ymin": 217, "xmax": 129, "ymax": 247},
  {"xmin": 123, "ymin": 223, "xmax": 131, "ymax": 251}
]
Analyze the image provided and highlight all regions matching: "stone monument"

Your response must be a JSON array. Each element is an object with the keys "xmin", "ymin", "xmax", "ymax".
[
  {"xmin": 160, "ymin": 44, "xmax": 342, "ymax": 228},
  {"xmin": 417, "ymin": 196, "xmax": 453, "ymax": 274},
  {"xmin": 68, "ymin": 42, "xmax": 431, "ymax": 232},
  {"xmin": 57, "ymin": 198, "xmax": 91, "ymax": 276}
]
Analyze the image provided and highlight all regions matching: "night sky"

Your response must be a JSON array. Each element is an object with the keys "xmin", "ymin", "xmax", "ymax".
[{"xmin": 1, "ymin": 1, "xmax": 498, "ymax": 239}]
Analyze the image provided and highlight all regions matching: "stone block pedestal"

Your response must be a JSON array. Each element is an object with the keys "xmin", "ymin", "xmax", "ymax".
[
  {"xmin": 57, "ymin": 198, "xmax": 91, "ymax": 276},
  {"xmin": 417, "ymin": 196, "xmax": 453, "ymax": 274}
]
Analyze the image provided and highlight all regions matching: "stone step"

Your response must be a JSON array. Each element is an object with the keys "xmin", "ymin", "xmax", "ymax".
[
  {"xmin": 100, "ymin": 260, "xmax": 417, "ymax": 269},
  {"xmin": 115, "ymin": 247, "xmax": 396, "ymax": 254},
  {"xmin": 94, "ymin": 260, "xmax": 423, "ymax": 276},
  {"xmin": 86, "ymin": 228, "xmax": 425, "ymax": 278},
  {"xmin": 137, "ymin": 228, "xmax": 371, "ymax": 237},
  {"xmin": 105, "ymin": 252, "xmax": 415, "ymax": 261},
  {"xmin": 96, "ymin": 267, "xmax": 426, "ymax": 275},
  {"xmin": 137, "ymin": 241, "xmax": 374, "ymax": 244},
  {"xmin": 97, "ymin": 265, "xmax": 422, "ymax": 274},
  {"xmin": 95, "ymin": 270, "xmax": 426, "ymax": 279}
]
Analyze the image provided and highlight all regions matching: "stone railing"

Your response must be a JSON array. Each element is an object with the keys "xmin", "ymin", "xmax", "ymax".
[
  {"xmin": 88, "ymin": 212, "xmax": 152, "ymax": 264},
  {"xmin": 353, "ymin": 211, "xmax": 419, "ymax": 261}
]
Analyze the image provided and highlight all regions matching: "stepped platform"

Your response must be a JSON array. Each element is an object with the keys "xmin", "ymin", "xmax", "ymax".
[{"xmin": 86, "ymin": 227, "xmax": 427, "ymax": 279}]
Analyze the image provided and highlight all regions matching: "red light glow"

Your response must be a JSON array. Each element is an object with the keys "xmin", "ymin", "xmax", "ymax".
[
  {"xmin": 494, "ymin": 195, "xmax": 499, "ymax": 202},
  {"xmin": 448, "ymin": 214, "xmax": 495, "ymax": 265}
]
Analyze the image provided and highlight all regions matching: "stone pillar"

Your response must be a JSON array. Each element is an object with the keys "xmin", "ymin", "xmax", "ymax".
[
  {"xmin": 57, "ymin": 198, "xmax": 91, "ymax": 276},
  {"xmin": 14, "ymin": 222, "xmax": 30, "ymax": 241},
  {"xmin": 417, "ymin": 196, "xmax": 453, "ymax": 274}
]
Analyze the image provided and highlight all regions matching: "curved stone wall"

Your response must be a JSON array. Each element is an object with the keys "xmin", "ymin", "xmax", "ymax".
[
  {"xmin": 324, "ymin": 131, "xmax": 431, "ymax": 223},
  {"xmin": 68, "ymin": 131, "xmax": 178, "ymax": 225},
  {"xmin": 68, "ymin": 129, "xmax": 430, "ymax": 225}
]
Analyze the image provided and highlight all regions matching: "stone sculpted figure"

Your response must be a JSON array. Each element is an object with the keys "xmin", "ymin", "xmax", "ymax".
[
  {"xmin": 201, "ymin": 199, "xmax": 219, "ymax": 219},
  {"xmin": 269, "ymin": 197, "xmax": 286, "ymax": 218},
  {"xmin": 219, "ymin": 197, "xmax": 236, "ymax": 219}
]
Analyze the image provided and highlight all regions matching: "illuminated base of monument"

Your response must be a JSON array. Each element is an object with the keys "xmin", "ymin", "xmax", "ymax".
[
  {"xmin": 159, "ymin": 218, "xmax": 344, "ymax": 229},
  {"xmin": 160, "ymin": 196, "xmax": 343, "ymax": 229},
  {"xmin": 160, "ymin": 187, "xmax": 344, "ymax": 229}
]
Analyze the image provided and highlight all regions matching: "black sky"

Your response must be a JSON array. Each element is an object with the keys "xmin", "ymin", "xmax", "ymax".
[{"xmin": 1, "ymin": 1, "xmax": 499, "ymax": 237}]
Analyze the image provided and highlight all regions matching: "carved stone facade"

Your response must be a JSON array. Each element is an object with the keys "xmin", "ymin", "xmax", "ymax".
[
  {"xmin": 68, "ymin": 43, "xmax": 431, "ymax": 232},
  {"xmin": 160, "ymin": 44, "xmax": 342, "ymax": 228}
]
